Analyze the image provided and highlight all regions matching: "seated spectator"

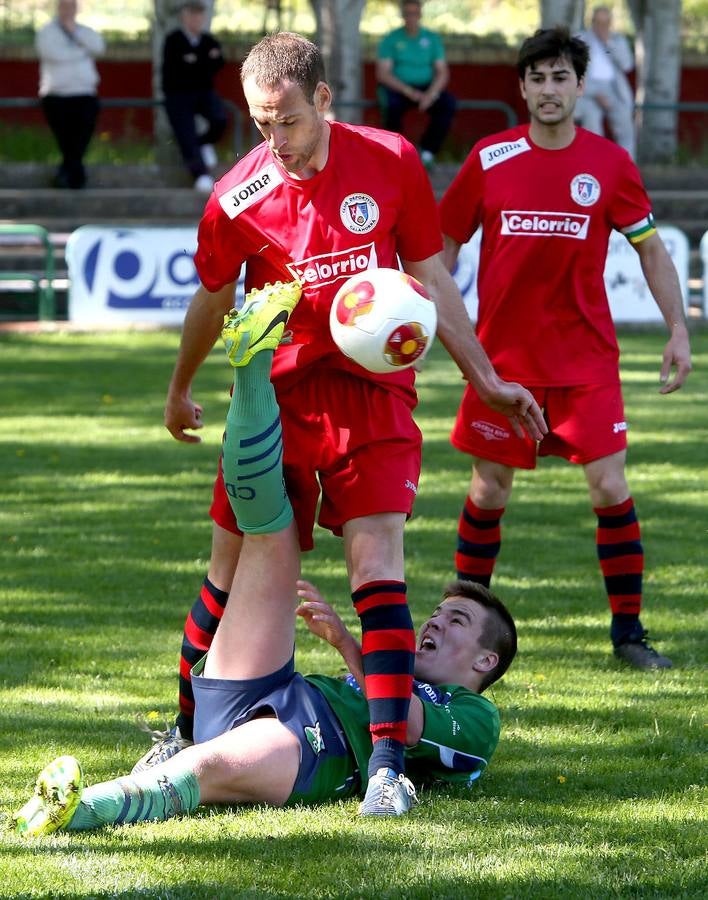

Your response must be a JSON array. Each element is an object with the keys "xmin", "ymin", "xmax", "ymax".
[
  {"xmin": 376, "ymin": 0, "xmax": 456, "ymax": 170},
  {"xmin": 575, "ymin": 5, "xmax": 636, "ymax": 158},
  {"xmin": 35, "ymin": 0, "xmax": 105, "ymax": 190},
  {"xmin": 162, "ymin": 0, "xmax": 227, "ymax": 193}
]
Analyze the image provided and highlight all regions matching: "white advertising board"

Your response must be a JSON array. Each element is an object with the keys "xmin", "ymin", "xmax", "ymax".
[
  {"xmin": 66, "ymin": 226, "xmax": 244, "ymax": 326},
  {"xmin": 450, "ymin": 225, "xmax": 690, "ymax": 324},
  {"xmin": 605, "ymin": 225, "xmax": 689, "ymax": 322},
  {"xmin": 450, "ymin": 228, "xmax": 482, "ymax": 322},
  {"xmin": 701, "ymin": 229, "xmax": 708, "ymax": 316},
  {"xmin": 66, "ymin": 223, "xmax": 690, "ymax": 327}
]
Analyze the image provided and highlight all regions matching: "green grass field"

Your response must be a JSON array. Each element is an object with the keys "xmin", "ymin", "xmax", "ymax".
[{"xmin": 0, "ymin": 329, "xmax": 706, "ymax": 898}]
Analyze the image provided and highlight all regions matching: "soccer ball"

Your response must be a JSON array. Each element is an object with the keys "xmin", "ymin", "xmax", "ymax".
[{"xmin": 329, "ymin": 268, "xmax": 437, "ymax": 374}]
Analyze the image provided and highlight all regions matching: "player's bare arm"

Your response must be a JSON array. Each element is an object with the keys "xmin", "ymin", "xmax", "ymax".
[
  {"xmin": 634, "ymin": 233, "xmax": 692, "ymax": 393},
  {"xmin": 404, "ymin": 253, "xmax": 547, "ymax": 441},
  {"xmin": 296, "ymin": 581, "xmax": 365, "ymax": 686},
  {"xmin": 165, "ymin": 281, "xmax": 236, "ymax": 442},
  {"xmin": 442, "ymin": 234, "xmax": 461, "ymax": 273}
]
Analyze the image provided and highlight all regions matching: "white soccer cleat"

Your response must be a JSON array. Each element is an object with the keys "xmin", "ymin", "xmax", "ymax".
[
  {"xmin": 131, "ymin": 724, "xmax": 194, "ymax": 774},
  {"xmin": 358, "ymin": 767, "xmax": 418, "ymax": 817}
]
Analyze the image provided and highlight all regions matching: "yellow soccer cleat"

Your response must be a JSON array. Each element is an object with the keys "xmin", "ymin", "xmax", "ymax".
[
  {"xmin": 12, "ymin": 755, "xmax": 83, "ymax": 837},
  {"xmin": 221, "ymin": 280, "xmax": 302, "ymax": 367}
]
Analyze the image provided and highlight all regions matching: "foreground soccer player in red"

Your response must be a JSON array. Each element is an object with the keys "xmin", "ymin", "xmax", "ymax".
[
  {"xmin": 441, "ymin": 26, "xmax": 691, "ymax": 670},
  {"xmin": 140, "ymin": 33, "xmax": 545, "ymax": 811}
]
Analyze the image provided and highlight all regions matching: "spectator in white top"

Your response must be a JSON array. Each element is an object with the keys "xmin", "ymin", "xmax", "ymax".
[
  {"xmin": 575, "ymin": 5, "xmax": 636, "ymax": 158},
  {"xmin": 36, "ymin": 0, "xmax": 104, "ymax": 189}
]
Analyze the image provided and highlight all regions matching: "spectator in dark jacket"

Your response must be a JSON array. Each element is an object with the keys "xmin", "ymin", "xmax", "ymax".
[{"xmin": 162, "ymin": 0, "xmax": 227, "ymax": 193}]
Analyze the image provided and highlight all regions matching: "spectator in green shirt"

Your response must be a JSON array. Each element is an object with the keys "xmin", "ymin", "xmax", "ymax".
[{"xmin": 376, "ymin": 0, "xmax": 456, "ymax": 169}]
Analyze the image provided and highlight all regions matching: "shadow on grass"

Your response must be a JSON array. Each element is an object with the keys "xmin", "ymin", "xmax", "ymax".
[
  {"xmin": 0, "ymin": 814, "xmax": 704, "ymax": 900},
  {"xmin": 1, "ymin": 333, "xmax": 706, "ymax": 898}
]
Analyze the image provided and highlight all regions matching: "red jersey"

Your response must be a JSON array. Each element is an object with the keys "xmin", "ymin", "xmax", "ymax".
[
  {"xmin": 439, "ymin": 125, "xmax": 656, "ymax": 386},
  {"xmin": 195, "ymin": 121, "xmax": 442, "ymax": 394}
]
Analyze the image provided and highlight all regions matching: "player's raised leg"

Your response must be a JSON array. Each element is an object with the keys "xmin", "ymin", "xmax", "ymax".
[
  {"xmin": 131, "ymin": 279, "xmax": 301, "ymax": 772},
  {"xmin": 206, "ymin": 277, "xmax": 303, "ymax": 677},
  {"xmin": 170, "ymin": 273, "xmax": 302, "ymax": 729}
]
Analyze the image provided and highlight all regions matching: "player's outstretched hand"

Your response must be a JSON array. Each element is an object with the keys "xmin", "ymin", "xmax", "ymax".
[
  {"xmin": 659, "ymin": 328, "xmax": 692, "ymax": 394},
  {"xmin": 296, "ymin": 580, "xmax": 350, "ymax": 650},
  {"xmin": 484, "ymin": 378, "xmax": 547, "ymax": 441},
  {"xmin": 164, "ymin": 391, "xmax": 204, "ymax": 443}
]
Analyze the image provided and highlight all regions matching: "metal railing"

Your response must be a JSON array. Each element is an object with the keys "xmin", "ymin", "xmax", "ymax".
[
  {"xmin": 636, "ymin": 101, "xmax": 708, "ymax": 114},
  {"xmin": 0, "ymin": 223, "xmax": 55, "ymax": 320},
  {"xmin": 328, "ymin": 97, "xmax": 518, "ymax": 126},
  {"xmin": 4, "ymin": 95, "xmax": 707, "ymax": 158},
  {"xmin": 0, "ymin": 96, "xmax": 245, "ymax": 158},
  {"xmin": 1, "ymin": 95, "xmax": 517, "ymax": 159},
  {"xmin": 457, "ymin": 98, "xmax": 518, "ymax": 126},
  {"xmin": 242, "ymin": 98, "xmax": 518, "ymax": 149}
]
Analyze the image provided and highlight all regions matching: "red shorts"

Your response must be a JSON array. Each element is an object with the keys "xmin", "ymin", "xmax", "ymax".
[
  {"xmin": 210, "ymin": 371, "xmax": 422, "ymax": 550},
  {"xmin": 451, "ymin": 382, "xmax": 628, "ymax": 469}
]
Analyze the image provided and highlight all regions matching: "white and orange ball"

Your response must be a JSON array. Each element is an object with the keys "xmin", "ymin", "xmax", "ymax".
[{"xmin": 329, "ymin": 268, "xmax": 437, "ymax": 374}]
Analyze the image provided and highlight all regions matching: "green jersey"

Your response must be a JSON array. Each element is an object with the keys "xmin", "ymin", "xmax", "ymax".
[
  {"xmin": 377, "ymin": 26, "xmax": 446, "ymax": 88},
  {"xmin": 305, "ymin": 674, "xmax": 500, "ymax": 788}
]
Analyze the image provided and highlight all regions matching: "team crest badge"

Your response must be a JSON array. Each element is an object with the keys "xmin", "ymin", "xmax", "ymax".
[
  {"xmin": 570, "ymin": 174, "xmax": 601, "ymax": 207},
  {"xmin": 340, "ymin": 193, "xmax": 379, "ymax": 234},
  {"xmin": 304, "ymin": 722, "xmax": 325, "ymax": 755}
]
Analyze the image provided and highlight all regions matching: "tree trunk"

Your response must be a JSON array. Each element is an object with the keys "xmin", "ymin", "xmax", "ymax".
[
  {"xmin": 309, "ymin": 0, "xmax": 366, "ymax": 123},
  {"xmin": 627, "ymin": 0, "xmax": 682, "ymax": 163},
  {"xmin": 540, "ymin": 0, "xmax": 585, "ymax": 30}
]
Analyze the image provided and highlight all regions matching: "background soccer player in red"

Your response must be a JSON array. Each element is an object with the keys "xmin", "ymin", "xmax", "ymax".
[
  {"xmin": 440, "ymin": 26, "xmax": 692, "ymax": 670},
  {"xmin": 139, "ymin": 32, "xmax": 545, "ymax": 813}
]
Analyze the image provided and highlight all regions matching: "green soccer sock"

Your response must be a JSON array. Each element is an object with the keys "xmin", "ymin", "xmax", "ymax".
[
  {"xmin": 66, "ymin": 763, "xmax": 200, "ymax": 830},
  {"xmin": 222, "ymin": 351, "xmax": 293, "ymax": 534}
]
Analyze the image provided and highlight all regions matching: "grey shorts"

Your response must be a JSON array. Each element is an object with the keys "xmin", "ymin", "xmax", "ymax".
[{"xmin": 192, "ymin": 655, "xmax": 360, "ymax": 803}]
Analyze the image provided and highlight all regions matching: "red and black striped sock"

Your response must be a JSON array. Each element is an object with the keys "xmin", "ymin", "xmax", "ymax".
[
  {"xmin": 455, "ymin": 497, "xmax": 504, "ymax": 587},
  {"xmin": 352, "ymin": 580, "xmax": 415, "ymax": 778},
  {"xmin": 176, "ymin": 577, "xmax": 228, "ymax": 740},
  {"xmin": 595, "ymin": 497, "xmax": 644, "ymax": 645}
]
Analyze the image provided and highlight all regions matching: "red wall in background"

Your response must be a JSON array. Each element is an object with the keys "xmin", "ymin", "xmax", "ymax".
[{"xmin": 3, "ymin": 58, "xmax": 707, "ymax": 155}]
